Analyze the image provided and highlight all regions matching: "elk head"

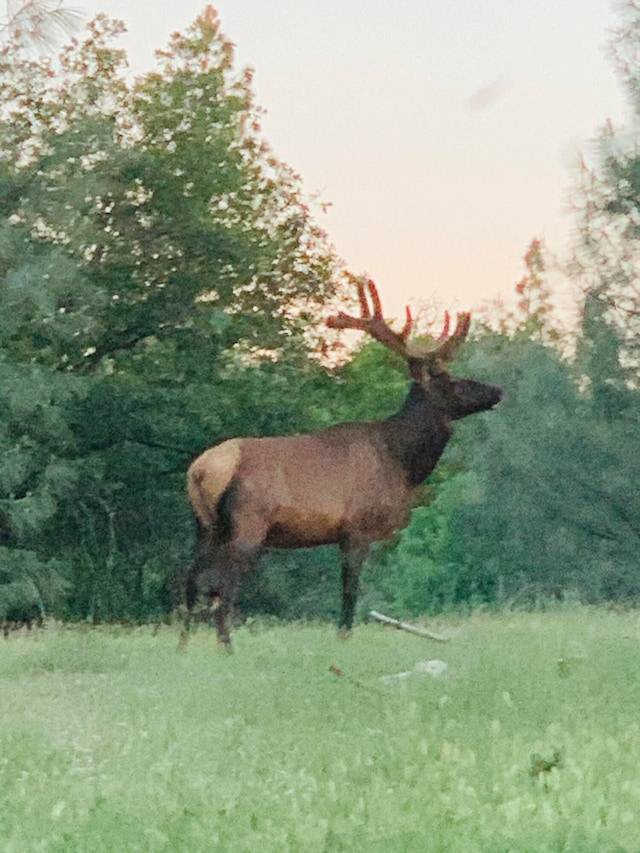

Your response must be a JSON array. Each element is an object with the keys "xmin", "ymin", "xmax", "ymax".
[{"xmin": 327, "ymin": 278, "xmax": 503, "ymax": 419}]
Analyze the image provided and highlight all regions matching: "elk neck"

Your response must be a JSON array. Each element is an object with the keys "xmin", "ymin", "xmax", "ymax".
[{"xmin": 380, "ymin": 382, "xmax": 453, "ymax": 487}]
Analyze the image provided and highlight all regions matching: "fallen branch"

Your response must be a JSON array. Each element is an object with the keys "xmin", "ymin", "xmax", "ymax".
[{"xmin": 369, "ymin": 610, "xmax": 449, "ymax": 643}]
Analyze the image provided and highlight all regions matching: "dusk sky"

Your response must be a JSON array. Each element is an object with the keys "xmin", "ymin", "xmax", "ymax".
[{"xmin": 77, "ymin": 0, "xmax": 625, "ymax": 320}]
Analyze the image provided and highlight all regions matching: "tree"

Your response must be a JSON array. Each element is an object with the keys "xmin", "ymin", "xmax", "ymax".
[
  {"xmin": 478, "ymin": 238, "xmax": 568, "ymax": 349},
  {"xmin": 0, "ymin": 9, "xmax": 338, "ymax": 373},
  {"xmin": 361, "ymin": 310, "xmax": 640, "ymax": 615},
  {"xmin": 1, "ymin": 0, "xmax": 81, "ymax": 52},
  {"xmin": 571, "ymin": 0, "xmax": 640, "ymax": 380},
  {"xmin": 0, "ymin": 356, "xmax": 75, "ymax": 622},
  {"xmin": 0, "ymin": 8, "xmax": 343, "ymax": 621},
  {"xmin": 436, "ymin": 331, "xmax": 640, "ymax": 608}
]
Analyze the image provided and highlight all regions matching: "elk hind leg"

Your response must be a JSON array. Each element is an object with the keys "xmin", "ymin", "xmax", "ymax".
[
  {"xmin": 198, "ymin": 500, "xmax": 267, "ymax": 650},
  {"xmin": 178, "ymin": 518, "xmax": 212, "ymax": 650},
  {"xmin": 204, "ymin": 512, "xmax": 266, "ymax": 649},
  {"xmin": 205, "ymin": 539, "xmax": 262, "ymax": 649}
]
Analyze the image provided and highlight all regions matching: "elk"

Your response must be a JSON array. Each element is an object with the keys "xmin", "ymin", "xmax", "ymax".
[{"xmin": 186, "ymin": 280, "xmax": 502, "ymax": 648}]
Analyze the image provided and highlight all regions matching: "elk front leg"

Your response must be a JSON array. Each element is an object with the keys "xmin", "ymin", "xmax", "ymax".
[{"xmin": 338, "ymin": 541, "xmax": 369, "ymax": 635}]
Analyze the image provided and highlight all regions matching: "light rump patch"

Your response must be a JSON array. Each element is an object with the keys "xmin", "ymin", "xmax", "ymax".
[{"xmin": 187, "ymin": 438, "xmax": 243, "ymax": 527}]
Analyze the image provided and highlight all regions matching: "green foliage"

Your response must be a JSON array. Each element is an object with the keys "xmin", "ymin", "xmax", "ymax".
[
  {"xmin": 363, "ymin": 471, "xmax": 478, "ymax": 616},
  {"xmin": 570, "ymin": 2, "xmax": 640, "ymax": 379},
  {"xmin": 0, "ymin": 13, "xmax": 337, "ymax": 372},
  {"xmin": 511, "ymin": 238, "xmax": 564, "ymax": 347},
  {"xmin": 0, "ymin": 355, "xmax": 76, "ymax": 619},
  {"xmin": 2, "ymin": 612, "xmax": 640, "ymax": 851},
  {"xmin": 377, "ymin": 330, "xmax": 640, "ymax": 614},
  {"xmin": 239, "ymin": 547, "xmax": 341, "ymax": 621},
  {"xmin": 0, "ymin": 547, "xmax": 67, "ymax": 623},
  {"xmin": 329, "ymin": 341, "xmax": 408, "ymax": 423},
  {"xmin": 3, "ymin": 5, "xmax": 640, "ymax": 626},
  {"xmin": 0, "ymin": 10, "xmax": 344, "ymax": 622},
  {"xmin": 463, "ymin": 332, "xmax": 640, "ymax": 604}
]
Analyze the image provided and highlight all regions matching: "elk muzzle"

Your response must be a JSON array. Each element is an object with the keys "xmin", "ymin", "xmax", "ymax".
[{"xmin": 450, "ymin": 379, "xmax": 503, "ymax": 419}]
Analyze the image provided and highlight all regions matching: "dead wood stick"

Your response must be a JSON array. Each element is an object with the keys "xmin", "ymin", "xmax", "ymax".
[{"xmin": 369, "ymin": 610, "xmax": 449, "ymax": 643}]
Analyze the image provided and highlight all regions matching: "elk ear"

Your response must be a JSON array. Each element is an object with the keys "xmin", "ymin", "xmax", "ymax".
[{"xmin": 409, "ymin": 355, "xmax": 450, "ymax": 383}]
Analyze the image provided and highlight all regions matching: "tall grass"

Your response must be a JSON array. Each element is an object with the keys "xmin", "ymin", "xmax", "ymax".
[{"xmin": 1, "ymin": 609, "xmax": 639, "ymax": 852}]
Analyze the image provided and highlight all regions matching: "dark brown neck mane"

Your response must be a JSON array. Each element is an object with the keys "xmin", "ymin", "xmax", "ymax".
[{"xmin": 381, "ymin": 383, "xmax": 452, "ymax": 487}]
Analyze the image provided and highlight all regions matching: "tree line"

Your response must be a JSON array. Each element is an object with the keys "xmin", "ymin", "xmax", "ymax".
[{"xmin": 1, "ymin": 4, "xmax": 640, "ymax": 626}]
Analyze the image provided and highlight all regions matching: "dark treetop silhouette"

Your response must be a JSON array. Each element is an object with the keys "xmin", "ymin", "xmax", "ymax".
[{"xmin": 186, "ymin": 280, "xmax": 503, "ymax": 647}]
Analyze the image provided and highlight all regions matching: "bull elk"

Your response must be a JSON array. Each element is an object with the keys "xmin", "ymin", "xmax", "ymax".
[{"xmin": 186, "ymin": 280, "xmax": 502, "ymax": 648}]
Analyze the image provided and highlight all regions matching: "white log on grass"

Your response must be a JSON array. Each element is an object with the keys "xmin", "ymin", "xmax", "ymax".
[{"xmin": 369, "ymin": 610, "xmax": 449, "ymax": 643}]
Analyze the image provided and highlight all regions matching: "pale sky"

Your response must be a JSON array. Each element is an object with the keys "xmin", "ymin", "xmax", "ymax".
[{"xmin": 76, "ymin": 0, "xmax": 625, "ymax": 320}]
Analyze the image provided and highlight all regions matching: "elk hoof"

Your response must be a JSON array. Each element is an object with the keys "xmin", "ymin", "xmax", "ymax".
[
  {"xmin": 338, "ymin": 627, "xmax": 353, "ymax": 640},
  {"xmin": 217, "ymin": 637, "xmax": 234, "ymax": 654}
]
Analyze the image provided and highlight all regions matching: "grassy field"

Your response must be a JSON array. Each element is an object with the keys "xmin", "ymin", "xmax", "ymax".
[{"xmin": 1, "ymin": 609, "xmax": 639, "ymax": 852}]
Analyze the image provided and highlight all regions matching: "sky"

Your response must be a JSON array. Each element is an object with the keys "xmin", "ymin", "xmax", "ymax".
[{"xmin": 75, "ymin": 0, "xmax": 626, "ymax": 321}]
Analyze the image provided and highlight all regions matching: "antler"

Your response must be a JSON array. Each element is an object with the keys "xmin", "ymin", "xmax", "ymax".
[
  {"xmin": 327, "ymin": 279, "xmax": 471, "ymax": 364},
  {"xmin": 432, "ymin": 312, "xmax": 471, "ymax": 362},
  {"xmin": 326, "ymin": 279, "xmax": 413, "ymax": 360}
]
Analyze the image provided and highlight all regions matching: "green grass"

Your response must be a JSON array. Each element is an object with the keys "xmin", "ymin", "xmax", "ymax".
[{"xmin": 1, "ymin": 609, "xmax": 640, "ymax": 852}]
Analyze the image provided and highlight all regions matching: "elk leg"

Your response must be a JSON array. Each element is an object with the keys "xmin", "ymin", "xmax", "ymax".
[
  {"xmin": 177, "ymin": 567, "xmax": 199, "ymax": 650},
  {"xmin": 179, "ymin": 520, "xmax": 213, "ymax": 650},
  {"xmin": 189, "ymin": 503, "xmax": 266, "ymax": 649},
  {"xmin": 339, "ymin": 542, "xmax": 368, "ymax": 634},
  {"xmin": 208, "ymin": 534, "xmax": 263, "ymax": 648},
  {"xmin": 211, "ymin": 582, "xmax": 236, "ymax": 649}
]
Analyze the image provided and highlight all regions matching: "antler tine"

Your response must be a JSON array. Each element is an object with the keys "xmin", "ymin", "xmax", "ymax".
[
  {"xmin": 430, "ymin": 311, "xmax": 472, "ymax": 362},
  {"xmin": 434, "ymin": 311, "xmax": 451, "ymax": 345},
  {"xmin": 364, "ymin": 278, "xmax": 383, "ymax": 318},
  {"xmin": 327, "ymin": 279, "xmax": 411, "ymax": 359},
  {"xmin": 400, "ymin": 306, "xmax": 413, "ymax": 342},
  {"xmin": 357, "ymin": 279, "xmax": 372, "ymax": 318},
  {"xmin": 328, "ymin": 281, "xmax": 471, "ymax": 364},
  {"xmin": 403, "ymin": 310, "xmax": 471, "ymax": 362},
  {"xmin": 451, "ymin": 312, "xmax": 471, "ymax": 342}
]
